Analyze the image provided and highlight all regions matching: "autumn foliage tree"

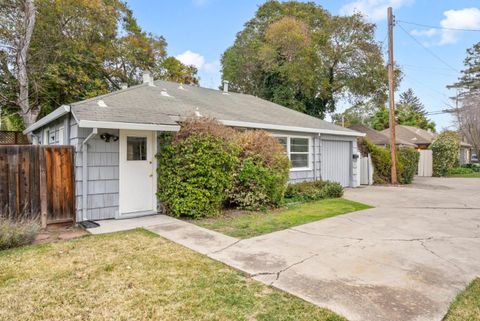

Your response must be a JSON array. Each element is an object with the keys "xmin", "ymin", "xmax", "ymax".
[
  {"xmin": 221, "ymin": 1, "xmax": 388, "ymax": 119},
  {"xmin": 0, "ymin": 0, "xmax": 199, "ymax": 129}
]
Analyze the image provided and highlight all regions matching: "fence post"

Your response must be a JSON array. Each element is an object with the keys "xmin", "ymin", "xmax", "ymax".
[{"xmin": 39, "ymin": 147, "xmax": 48, "ymax": 228}]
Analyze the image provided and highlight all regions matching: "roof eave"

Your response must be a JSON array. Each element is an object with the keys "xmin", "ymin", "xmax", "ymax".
[
  {"xmin": 219, "ymin": 120, "xmax": 365, "ymax": 137},
  {"xmin": 23, "ymin": 105, "xmax": 71, "ymax": 134},
  {"xmin": 77, "ymin": 120, "xmax": 180, "ymax": 132}
]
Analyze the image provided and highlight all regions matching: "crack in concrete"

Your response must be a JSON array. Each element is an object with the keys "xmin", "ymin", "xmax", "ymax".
[
  {"xmin": 252, "ymin": 253, "xmax": 319, "ymax": 285},
  {"xmin": 211, "ymin": 239, "xmax": 242, "ymax": 254},
  {"xmin": 289, "ymin": 228, "xmax": 364, "ymax": 241},
  {"xmin": 418, "ymin": 240, "xmax": 466, "ymax": 273}
]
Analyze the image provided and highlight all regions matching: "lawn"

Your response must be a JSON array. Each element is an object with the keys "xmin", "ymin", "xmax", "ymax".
[
  {"xmin": 0, "ymin": 229, "xmax": 345, "ymax": 321},
  {"xmin": 444, "ymin": 278, "xmax": 480, "ymax": 321},
  {"xmin": 448, "ymin": 172, "xmax": 480, "ymax": 178},
  {"xmin": 196, "ymin": 198, "xmax": 372, "ymax": 238}
]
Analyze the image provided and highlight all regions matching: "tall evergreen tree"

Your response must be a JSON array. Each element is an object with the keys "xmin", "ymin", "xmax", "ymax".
[{"xmin": 449, "ymin": 43, "xmax": 480, "ymax": 92}]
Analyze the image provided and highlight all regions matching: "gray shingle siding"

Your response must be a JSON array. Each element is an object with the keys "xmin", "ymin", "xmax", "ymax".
[{"xmin": 73, "ymin": 125, "xmax": 119, "ymax": 221}]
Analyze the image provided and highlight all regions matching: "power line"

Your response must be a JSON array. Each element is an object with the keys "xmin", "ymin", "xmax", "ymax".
[
  {"xmin": 397, "ymin": 20, "xmax": 480, "ymax": 32},
  {"xmin": 397, "ymin": 24, "xmax": 459, "ymax": 73}
]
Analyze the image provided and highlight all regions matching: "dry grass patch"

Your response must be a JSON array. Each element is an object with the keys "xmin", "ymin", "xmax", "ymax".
[{"xmin": 0, "ymin": 229, "xmax": 345, "ymax": 321}]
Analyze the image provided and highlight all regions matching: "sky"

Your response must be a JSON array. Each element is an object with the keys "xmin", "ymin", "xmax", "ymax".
[{"xmin": 128, "ymin": 0, "xmax": 480, "ymax": 130}]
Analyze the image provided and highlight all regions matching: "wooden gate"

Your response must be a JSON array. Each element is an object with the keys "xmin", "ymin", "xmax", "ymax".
[{"xmin": 0, "ymin": 145, "xmax": 75, "ymax": 227}]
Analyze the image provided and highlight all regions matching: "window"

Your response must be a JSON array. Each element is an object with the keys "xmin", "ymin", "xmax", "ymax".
[
  {"xmin": 43, "ymin": 128, "xmax": 50, "ymax": 145},
  {"xmin": 127, "ymin": 136, "xmax": 147, "ymax": 160},
  {"xmin": 275, "ymin": 136, "xmax": 310, "ymax": 169}
]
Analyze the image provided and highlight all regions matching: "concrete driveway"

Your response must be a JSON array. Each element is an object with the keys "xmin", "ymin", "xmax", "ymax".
[{"xmin": 207, "ymin": 177, "xmax": 480, "ymax": 321}]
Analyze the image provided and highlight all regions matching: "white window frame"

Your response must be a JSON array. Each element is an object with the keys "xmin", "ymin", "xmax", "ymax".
[{"xmin": 273, "ymin": 134, "xmax": 312, "ymax": 171}]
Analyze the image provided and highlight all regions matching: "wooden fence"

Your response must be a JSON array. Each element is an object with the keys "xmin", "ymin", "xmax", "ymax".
[
  {"xmin": 0, "ymin": 145, "xmax": 75, "ymax": 227},
  {"xmin": 0, "ymin": 131, "xmax": 29, "ymax": 145}
]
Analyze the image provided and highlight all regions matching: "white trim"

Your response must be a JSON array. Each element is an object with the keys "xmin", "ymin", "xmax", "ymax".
[
  {"xmin": 272, "ymin": 134, "xmax": 312, "ymax": 171},
  {"xmin": 78, "ymin": 120, "xmax": 180, "ymax": 132},
  {"xmin": 23, "ymin": 105, "xmax": 70, "ymax": 134},
  {"xmin": 219, "ymin": 119, "xmax": 365, "ymax": 137}
]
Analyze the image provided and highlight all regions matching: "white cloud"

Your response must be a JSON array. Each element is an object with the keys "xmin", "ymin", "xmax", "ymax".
[
  {"xmin": 339, "ymin": 0, "xmax": 413, "ymax": 21},
  {"xmin": 175, "ymin": 50, "xmax": 205, "ymax": 69},
  {"xmin": 439, "ymin": 8, "xmax": 480, "ymax": 44},
  {"xmin": 175, "ymin": 50, "xmax": 221, "ymax": 89},
  {"xmin": 411, "ymin": 28, "xmax": 437, "ymax": 37}
]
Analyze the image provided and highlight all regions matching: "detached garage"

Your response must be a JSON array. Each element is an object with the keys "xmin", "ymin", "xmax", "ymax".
[{"xmin": 24, "ymin": 75, "xmax": 364, "ymax": 222}]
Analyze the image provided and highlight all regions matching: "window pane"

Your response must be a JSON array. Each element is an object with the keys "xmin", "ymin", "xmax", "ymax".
[
  {"xmin": 290, "ymin": 138, "xmax": 309, "ymax": 153},
  {"xmin": 291, "ymin": 153, "xmax": 309, "ymax": 168},
  {"xmin": 276, "ymin": 137, "xmax": 288, "ymax": 152},
  {"xmin": 127, "ymin": 137, "xmax": 147, "ymax": 160}
]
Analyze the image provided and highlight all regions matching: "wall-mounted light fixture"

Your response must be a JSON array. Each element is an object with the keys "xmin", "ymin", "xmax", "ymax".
[{"xmin": 100, "ymin": 133, "xmax": 119, "ymax": 142}]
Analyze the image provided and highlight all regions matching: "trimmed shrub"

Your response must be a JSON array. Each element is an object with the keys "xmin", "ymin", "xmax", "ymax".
[
  {"xmin": 448, "ymin": 167, "xmax": 475, "ymax": 175},
  {"xmin": 0, "ymin": 219, "xmax": 40, "ymax": 250},
  {"xmin": 358, "ymin": 138, "xmax": 419, "ymax": 184},
  {"xmin": 285, "ymin": 180, "xmax": 343, "ymax": 202},
  {"xmin": 228, "ymin": 130, "xmax": 290, "ymax": 210},
  {"xmin": 462, "ymin": 163, "xmax": 480, "ymax": 172},
  {"xmin": 157, "ymin": 127, "xmax": 240, "ymax": 218},
  {"xmin": 430, "ymin": 132, "xmax": 460, "ymax": 177},
  {"xmin": 358, "ymin": 138, "xmax": 391, "ymax": 184},
  {"xmin": 157, "ymin": 117, "xmax": 290, "ymax": 217},
  {"xmin": 397, "ymin": 147, "xmax": 420, "ymax": 184}
]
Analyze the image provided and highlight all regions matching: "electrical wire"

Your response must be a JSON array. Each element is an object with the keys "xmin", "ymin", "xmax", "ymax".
[
  {"xmin": 396, "ymin": 20, "xmax": 480, "ymax": 32},
  {"xmin": 397, "ymin": 24, "xmax": 459, "ymax": 73}
]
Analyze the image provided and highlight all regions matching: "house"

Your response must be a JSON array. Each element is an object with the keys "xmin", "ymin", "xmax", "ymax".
[
  {"xmin": 23, "ymin": 73, "xmax": 364, "ymax": 222},
  {"xmin": 381, "ymin": 125, "xmax": 472, "ymax": 165},
  {"xmin": 348, "ymin": 124, "xmax": 417, "ymax": 148}
]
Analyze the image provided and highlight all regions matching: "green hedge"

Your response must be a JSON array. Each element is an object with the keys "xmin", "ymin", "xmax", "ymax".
[
  {"xmin": 430, "ymin": 132, "xmax": 460, "ymax": 177},
  {"xmin": 358, "ymin": 138, "xmax": 419, "ymax": 184},
  {"xmin": 285, "ymin": 180, "xmax": 344, "ymax": 202},
  {"xmin": 157, "ymin": 135, "xmax": 239, "ymax": 218},
  {"xmin": 157, "ymin": 118, "xmax": 290, "ymax": 218}
]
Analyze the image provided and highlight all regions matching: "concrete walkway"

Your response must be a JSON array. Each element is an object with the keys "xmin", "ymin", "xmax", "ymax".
[
  {"xmin": 88, "ymin": 214, "xmax": 239, "ymax": 255},
  {"xmin": 89, "ymin": 177, "xmax": 480, "ymax": 321}
]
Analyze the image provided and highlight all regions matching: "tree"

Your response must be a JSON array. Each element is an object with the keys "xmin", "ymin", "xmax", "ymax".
[
  {"xmin": 0, "ymin": 0, "xmax": 199, "ymax": 129},
  {"xmin": 370, "ymin": 106, "xmax": 390, "ymax": 131},
  {"xmin": 0, "ymin": 0, "xmax": 36, "ymax": 128},
  {"xmin": 396, "ymin": 88, "xmax": 435, "ymax": 132},
  {"xmin": 455, "ymin": 91, "xmax": 480, "ymax": 156},
  {"xmin": 331, "ymin": 103, "xmax": 376, "ymax": 127},
  {"xmin": 154, "ymin": 57, "xmax": 199, "ymax": 85},
  {"xmin": 449, "ymin": 43, "xmax": 480, "ymax": 91},
  {"xmin": 221, "ymin": 1, "xmax": 388, "ymax": 119}
]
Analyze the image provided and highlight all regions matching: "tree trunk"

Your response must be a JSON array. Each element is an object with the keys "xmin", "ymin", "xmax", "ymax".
[{"xmin": 16, "ymin": 0, "xmax": 37, "ymax": 129}]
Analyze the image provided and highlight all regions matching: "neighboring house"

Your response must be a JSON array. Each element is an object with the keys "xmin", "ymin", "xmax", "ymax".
[
  {"xmin": 348, "ymin": 124, "xmax": 417, "ymax": 148},
  {"xmin": 381, "ymin": 125, "xmax": 472, "ymax": 165},
  {"xmin": 24, "ymin": 74, "xmax": 364, "ymax": 222}
]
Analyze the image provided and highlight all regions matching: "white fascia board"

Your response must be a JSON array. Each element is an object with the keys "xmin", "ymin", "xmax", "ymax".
[
  {"xmin": 23, "ymin": 105, "xmax": 71, "ymax": 134},
  {"xmin": 78, "ymin": 120, "xmax": 180, "ymax": 132},
  {"xmin": 219, "ymin": 119, "xmax": 365, "ymax": 137}
]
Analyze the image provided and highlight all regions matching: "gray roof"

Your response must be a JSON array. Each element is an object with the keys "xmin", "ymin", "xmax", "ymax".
[
  {"xmin": 349, "ymin": 124, "xmax": 417, "ymax": 147},
  {"xmin": 70, "ymin": 80, "xmax": 360, "ymax": 135}
]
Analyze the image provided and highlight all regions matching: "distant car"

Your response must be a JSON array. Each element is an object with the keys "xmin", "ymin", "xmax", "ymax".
[{"xmin": 472, "ymin": 154, "xmax": 479, "ymax": 163}]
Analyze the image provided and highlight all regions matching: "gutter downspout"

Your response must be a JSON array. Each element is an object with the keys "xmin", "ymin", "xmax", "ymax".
[{"xmin": 82, "ymin": 128, "xmax": 98, "ymax": 221}]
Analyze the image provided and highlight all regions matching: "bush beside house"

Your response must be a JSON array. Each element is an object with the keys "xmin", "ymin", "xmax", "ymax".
[
  {"xmin": 358, "ymin": 138, "xmax": 419, "ymax": 184},
  {"xmin": 430, "ymin": 132, "xmax": 460, "ymax": 177},
  {"xmin": 157, "ymin": 118, "xmax": 290, "ymax": 218},
  {"xmin": 228, "ymin": 130, "xmax": 290, "ymax": 210},
  {"xmin": 285, "ymin": 180, "xmax": 343, "ymax": 202}
]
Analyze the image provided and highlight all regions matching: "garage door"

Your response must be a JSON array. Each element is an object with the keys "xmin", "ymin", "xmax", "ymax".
[{"xmin": 321, "ymin": 140, "xmax": 351, "ymax": 187}]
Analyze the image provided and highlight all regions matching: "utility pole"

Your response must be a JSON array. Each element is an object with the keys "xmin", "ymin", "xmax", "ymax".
[{"xmin": 387, "ymin": 7, "xmax": 398, "ymax": 185}]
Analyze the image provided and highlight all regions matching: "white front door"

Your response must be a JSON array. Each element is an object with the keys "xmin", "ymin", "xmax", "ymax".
[{"xmin": 119, "ymin": 130, "xmax": 157, "ymax": 215}]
